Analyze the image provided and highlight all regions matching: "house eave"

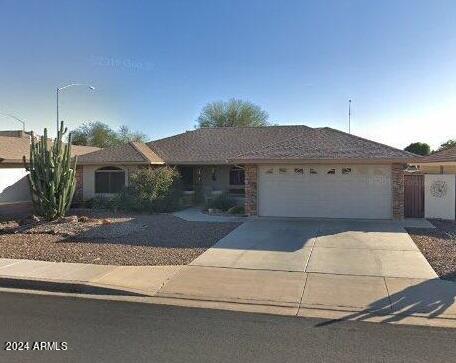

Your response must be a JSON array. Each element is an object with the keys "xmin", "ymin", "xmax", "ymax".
[
  {"xmin": 166, "ymin": 160, "xmax": 232, "ymax": 166},
  {"xmin": 77, "ymin": 161, "xmax": 165, "ymax": 166},
  {"xmin": 412, "ymin": 160, "xmax": 456, "ymax": 166},
  {"xmin": 228, "ymin": 158, "xmax": 414, "ymax": 164}
]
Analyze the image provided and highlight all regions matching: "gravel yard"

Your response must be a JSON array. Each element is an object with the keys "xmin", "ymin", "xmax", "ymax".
[
  {"xmin": 0, "ymin": 211, "xmax": 240, "ymax": 266},
  {"xmin": 406, "ymin": 219, "xmax": 456, "ymax": 282}
]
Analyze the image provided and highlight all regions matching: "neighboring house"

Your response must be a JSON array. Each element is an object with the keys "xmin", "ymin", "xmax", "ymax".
[
  {"xmin": 415, "ymin": 146, "xmax": 456, "ymax": 174},
  {"xmin": 77, "ymin": 125, "xmax": 417, "ymax": 220},
  {"xmin": 410, "ymin": 146, "xmax": 456, "ymax": 220},
  {"xmin": 0, "ymin": 130, "xmax": 98, "ymax": 216}
]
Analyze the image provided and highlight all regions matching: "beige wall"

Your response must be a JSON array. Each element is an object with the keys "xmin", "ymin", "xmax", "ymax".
[
  {"xmin": 0, "ymin": 167, "xmax": 31, "ymax": 203},
  {"xmin": 420, "ymin": 164, "xmax": 456, "ymax": 174},
  {"xmin": 81, "ymin": 164, "xmax": 245, "ymax": 201},
  {"xmin": 82, "ymin": 164, "xmax": 139, "ymax": 200}
]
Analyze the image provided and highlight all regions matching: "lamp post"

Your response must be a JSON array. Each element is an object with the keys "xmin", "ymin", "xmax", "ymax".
[
  {"xmin": 0, "ymin": 113, "xmax": 26, "ymax": 131},
  {"xmin": 56, "ymin": 83, "xmax": 95, "ymax": 131}
]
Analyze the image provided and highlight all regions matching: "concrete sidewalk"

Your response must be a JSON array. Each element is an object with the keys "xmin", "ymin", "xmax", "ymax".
[
  {"xmin": 0, "ymin": 257, "xmax": 455, "ymax": 328},
  {"xmin": 0, "ymin": 258, "xmax": 183, "ymax": 296}
]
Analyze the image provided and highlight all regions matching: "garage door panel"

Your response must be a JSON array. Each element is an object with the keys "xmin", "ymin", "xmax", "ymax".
[{"xmin": 258, "ymin": 165, "xmax": 392, "ymax": 219}]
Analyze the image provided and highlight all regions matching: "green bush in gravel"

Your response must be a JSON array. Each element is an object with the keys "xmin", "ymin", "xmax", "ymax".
[
  {"xmin": 206, "ymin": 193, "xmax": 237, "ymax": 211},
  {"xmin": 118, "ymin": 167, "xmax": 182, "ymax": 213},
  {"xmin": 227, "ymin": 205, "xmax": 245, "ymax": 215},
  {"xmin": 86, "ymin": 195, "xmax": 115, "ymax": 210}
]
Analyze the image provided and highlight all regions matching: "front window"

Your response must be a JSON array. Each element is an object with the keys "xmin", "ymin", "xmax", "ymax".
[
  {"xmin": 229, "ymin": 166, "xmax": 245, "ymax": 185},
  {"xmin": 95, "ymin": 166, "xmax": 125, "ymax": 193}
]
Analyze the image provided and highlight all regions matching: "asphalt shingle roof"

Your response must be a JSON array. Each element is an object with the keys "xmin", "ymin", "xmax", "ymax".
[
  {"xmin": 146, "ymin": 126, "xmax": 417, "ymax": 164},
  {"xmin": 147, "ymin": 126, "xmax": 314, "ymax": 164},
  {"xmin": 0, "ymin": 135, "xmax": 99, "ymax": 163},
  {"xmin": 419, "ymin": 145, "xmax": 456, "ymax": 163},
  {"xmin": 230, "ymin": 127, "xmax": 418, "ymax": 162},
  {"xmin": 77, "ymin": 142, "xmax": 163, "ymax": 164}
]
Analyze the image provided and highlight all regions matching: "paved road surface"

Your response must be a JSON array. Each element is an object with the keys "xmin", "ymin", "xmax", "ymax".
[{"xmin": 0, "ymin": 291, "xmax": 455, "ymax": 362}]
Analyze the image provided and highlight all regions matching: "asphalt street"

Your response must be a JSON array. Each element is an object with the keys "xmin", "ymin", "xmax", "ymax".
[{"xmin": 0, "ymin": 290, "xmax": 455, "ymax": 363}]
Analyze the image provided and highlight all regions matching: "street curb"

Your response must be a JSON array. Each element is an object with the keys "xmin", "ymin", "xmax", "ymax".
[
  {"xmin": 0, "ymin": 277, "xmax": 149, "ymax": 297},
  {"xmin": 0, "ymin": 275, "xmax": 454, "ymax": 330}
]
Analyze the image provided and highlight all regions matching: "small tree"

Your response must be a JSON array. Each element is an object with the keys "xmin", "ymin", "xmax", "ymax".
[
  {"xmin": 438, "ymin": 139, "xmax": 456, "ymax": 152},
  {"xmin": 72, "ymin": 121, "xmax": 147, "ymax": 148},
  {"xmin": 24, "ymin": 122, "xmax": 77, "ymax": 220},
  {"xmin": 404, "ymin": 142, "xmax": 431, "ymax": 156},
  {"xmin": 196, "ymin": 98, "xmax": 270, "ymax": 128}
]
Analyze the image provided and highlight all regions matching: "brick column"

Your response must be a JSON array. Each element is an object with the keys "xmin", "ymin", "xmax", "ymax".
[
  {"xmin": 244, "ymin": 164, "xmax": 258, "ymax": 216},
  {"xmin": 392, "ymin": 163, "xmax": 405, "ymax": 219},
  {"xmin": 74, "ymin": 166, "xmax": 83, "ymax": 202}
]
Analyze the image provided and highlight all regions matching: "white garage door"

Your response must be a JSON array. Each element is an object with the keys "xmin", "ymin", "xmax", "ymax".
[{"xmin": 258, "ymin": 164, "xmax": 392, "ymax": 219}]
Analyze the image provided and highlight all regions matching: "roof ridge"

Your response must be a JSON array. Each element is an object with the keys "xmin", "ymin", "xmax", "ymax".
[
  {"xmin": 321, "ymin": 127, "xmax": 421, "ymax": 158},
  {"xmin": 147, "ymin": 125, "xmax": 314, "ymax": 144},
  {"xmin": 197, "ymin": 125, "xmax": 312, "ymax": 129},
  {"xmin": 147, "ymin": 129, "xmax": 197, "ymax": 145},
  {"xmin": 232, "ymin": 128, "xmax": 317, "ymax": 159}
]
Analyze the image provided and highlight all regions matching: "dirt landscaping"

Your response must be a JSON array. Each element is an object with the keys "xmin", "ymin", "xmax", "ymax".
[
  {"xmin": 0, "ymin": 210, "xmax": 240, "ymax": 266},
  {"xmin": 406, "ymin": 219, "xmax": 456, "ymax": 282}
]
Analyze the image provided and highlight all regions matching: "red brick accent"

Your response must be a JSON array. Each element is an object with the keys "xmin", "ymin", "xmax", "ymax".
[
  {"xmin": 244, "ymin": 164, "xmax": 258, "ymax": 216},
  {"xmin": 74, "ymin": 166, "xmax": 83, "ymax": 202},
  {"xmin": 392, "ymin": 163, "xmax": 405, "ymax": 219}
]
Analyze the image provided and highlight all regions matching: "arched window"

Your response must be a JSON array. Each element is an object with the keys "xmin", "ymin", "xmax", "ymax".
[
  {"xmin": 229, "ymin": 166, "xmax": 245, "ymax": 186},
  {"xmin": 95, "ymin": 166, "xmax": 125, "ymax": 194}
]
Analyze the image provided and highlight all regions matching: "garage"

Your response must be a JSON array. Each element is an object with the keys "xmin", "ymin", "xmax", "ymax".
[{"xmin": 258, "ymin": 164, "xmax": 392, "ymax": 219}]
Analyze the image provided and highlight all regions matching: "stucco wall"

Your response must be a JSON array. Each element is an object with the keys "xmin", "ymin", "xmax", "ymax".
[
  {"xmin": 424, "ymin": 174, "xmax": 456, "ymax": 220},
  {"xmin": 81, "ymin": 164, "xmax": 138, "ymax": 200},
  {"xmin": 0, "ymin": 167, "xmax": 31, "ymax": 203}
]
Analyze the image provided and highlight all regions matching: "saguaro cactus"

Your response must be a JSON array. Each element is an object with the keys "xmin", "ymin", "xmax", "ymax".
[{"xmin": 24, "ymin": 121, "xmax": 77, "ymax": 220}]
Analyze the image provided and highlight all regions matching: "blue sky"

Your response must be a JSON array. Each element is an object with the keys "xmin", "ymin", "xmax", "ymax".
[{"xmin": 0, "ymin": 0, "xmax": 455, "ymax": 149}]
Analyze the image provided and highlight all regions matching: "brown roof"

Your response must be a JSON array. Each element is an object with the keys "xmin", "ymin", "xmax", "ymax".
[
  {"xmin": 418, "ymin": 145, "xmax": 456, "ymax": 163},
  {"xmin": 147, "ymin": 126, "xmax": 417, "ymax": 164},
  {"xmin": 230, "ymin": 127, "xmax": 418, "ymax": 163},
  {"xmin": 34, "ymin": 125, "xmax": 417, "ymax": 166},
  {"xmin": 70, "ymin": 145, "xmax": 101, "ymax": 156},
  {"xmin": 77, "ymin": 141, "xmax": 163, "ymax": 165},
  {"xmin": 147, "ymin": 126, "xmax": 314, "ymax": 164},
  {"xmin": 0, "ymin": 135, "xmax": 31, "ymax": 163},
  {"xmin": 0, "ymin": 135, "xmax": 100, "ymax": 164}
]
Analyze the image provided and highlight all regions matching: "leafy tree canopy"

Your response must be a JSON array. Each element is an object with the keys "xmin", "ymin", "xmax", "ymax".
[
  {"xmin": 196, "ymin": 98, "xmax": 270, "ymax": 128},
  {"xmin": 437, "ymin": 139, "xmax": 456, "ymax": 152},
  {"xmin": 71, "ymin": 122, "xmax": 147, "ymax": 148},
  {"xmin": 404, "ymin": 142, "xmax": 431, "ymax": 156}
]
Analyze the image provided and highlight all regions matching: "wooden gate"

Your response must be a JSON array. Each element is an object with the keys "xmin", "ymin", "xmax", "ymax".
[{"xmin": 404, "ymin": 174, "xmax": 424, "ymax": 218}]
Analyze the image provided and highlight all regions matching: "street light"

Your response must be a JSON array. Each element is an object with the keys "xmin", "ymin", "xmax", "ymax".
[
  {"xmin": 0, "ymin": 112, "xmax": 26, "ymax": 131},
  {"xmin": 56, "ymin": 83, "xmax": 95, "ymax": 131}
]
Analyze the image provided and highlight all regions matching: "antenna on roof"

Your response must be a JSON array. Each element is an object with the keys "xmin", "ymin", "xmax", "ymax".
[{"xmin": 348, "ymin": 99, "xmax": 352, "ymax": 134}]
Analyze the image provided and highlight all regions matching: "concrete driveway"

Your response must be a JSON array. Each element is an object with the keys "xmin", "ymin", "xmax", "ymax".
[
  {"xmin": 190, "ymin": 219, "xmax": 436, "ymax": 278},
  {"xmin": 159, "ymin": 219, "xmax": 456, "ymax": 323}
]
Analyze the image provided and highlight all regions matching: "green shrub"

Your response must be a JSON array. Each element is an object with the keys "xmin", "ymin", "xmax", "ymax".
[
  {"xmin": 86, "ymin": 195, "xmax": 116, "ymax": 210},
  {"xmin": 206, "ymin": 193, "xmax": 237, "ymax": 211},
  {"xmin": 227, "ymin": 205, "xmax": 245, "ymax": 215},
  {"xmin": 123, "ymin": 167, "xmax": 182, "ymax": 212}
]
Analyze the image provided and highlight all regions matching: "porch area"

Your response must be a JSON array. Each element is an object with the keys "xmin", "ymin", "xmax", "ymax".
[{"xmin": 177, "ymin": 165, "xmax": 245, "ymax": 207}]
